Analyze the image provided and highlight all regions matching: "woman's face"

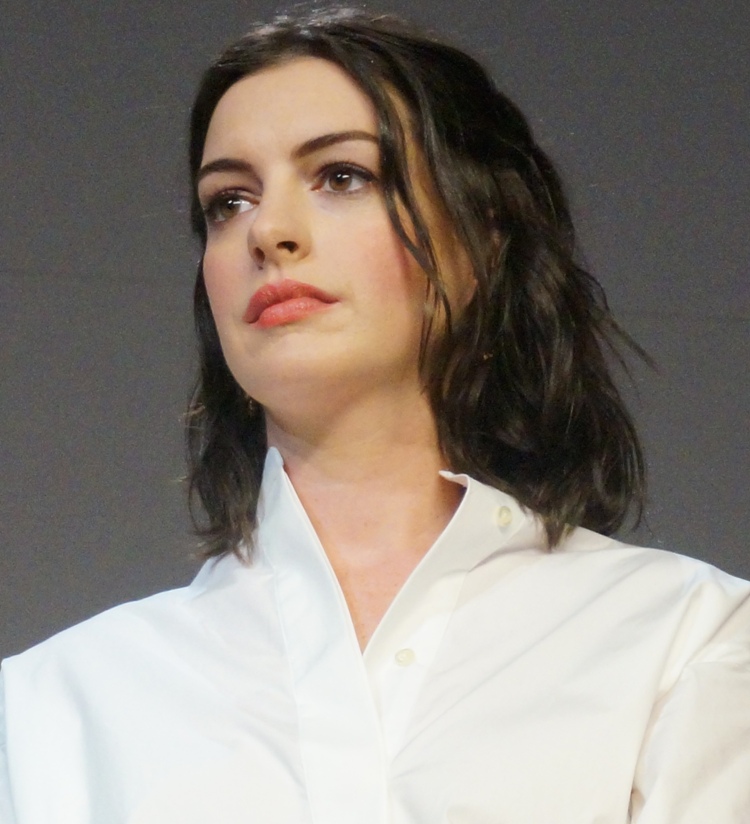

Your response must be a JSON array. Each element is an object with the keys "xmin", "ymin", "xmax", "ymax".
[{"xmin": 197, "ymin": 57, "xmax": 472, "ymax": 411}]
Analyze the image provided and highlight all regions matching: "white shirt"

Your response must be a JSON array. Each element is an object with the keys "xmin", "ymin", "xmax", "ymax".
[{"xmin": 2, "ymin": 447, "xmax": 750, "ymax": 823}]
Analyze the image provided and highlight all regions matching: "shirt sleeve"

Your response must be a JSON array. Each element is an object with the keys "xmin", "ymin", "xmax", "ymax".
[
  {"xmin": 631, "ymin": 604, "xmax": 750, "ymax": 822},
  {"xmin": 0, "ymin": 670, "xmax": 19, "ymax": 824}
]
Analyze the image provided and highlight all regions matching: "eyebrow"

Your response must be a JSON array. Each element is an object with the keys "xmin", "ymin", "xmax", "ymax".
[{"xmin": 196, "ymin": 130, "xmax": 379, "ymax": 184}]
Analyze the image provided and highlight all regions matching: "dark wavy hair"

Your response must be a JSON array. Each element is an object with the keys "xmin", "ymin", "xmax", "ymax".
[{"xmin": 186, "ymin": 7, "xmax": 647, "ymax": 557}]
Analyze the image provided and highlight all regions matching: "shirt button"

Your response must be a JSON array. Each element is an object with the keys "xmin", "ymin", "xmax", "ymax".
[
  {"xmin": 494, "ymin": 505, "xmax": 513, "ymax": 528},
  {"xmin": 394, "ymin": 648, "xmax": 416, "ymax": 667}
]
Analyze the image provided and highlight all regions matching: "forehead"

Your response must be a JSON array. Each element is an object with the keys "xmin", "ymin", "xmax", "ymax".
[{"xmin": 202, "ymin": 57, "xmax": 379, "ymax": 161}]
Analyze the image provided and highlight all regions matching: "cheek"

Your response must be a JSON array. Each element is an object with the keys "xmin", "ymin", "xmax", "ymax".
[
  {"xmin": 353, "ymin": 219, "xmax": 427, "ymax": 313},
  {"xmin": 202, "ymin": 242, "xmax": 249, "ymax": 325}
]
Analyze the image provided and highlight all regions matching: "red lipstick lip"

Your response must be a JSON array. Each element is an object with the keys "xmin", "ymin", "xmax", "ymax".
[{"xmin": 243, "ymin": 278, "xmax": 338, "ymax": 324}]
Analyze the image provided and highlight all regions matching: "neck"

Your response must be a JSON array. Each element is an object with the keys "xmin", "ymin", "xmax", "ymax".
[
  {"xmin": 265, "ymin": 387, "xmax": 461, "ymax": 562},
  {"xmin": 264, "ymin": 387, "xmax": 463, "ymax": 649}
]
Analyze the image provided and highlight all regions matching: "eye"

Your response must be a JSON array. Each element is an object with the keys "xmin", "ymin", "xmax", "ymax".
[
  {"xmin": 318, "ymin": 163, "xmax": 376, "ymax": 194},
  {"xmin": 202, "ymin": 191, "xmax": 255, "ymax": 225}
]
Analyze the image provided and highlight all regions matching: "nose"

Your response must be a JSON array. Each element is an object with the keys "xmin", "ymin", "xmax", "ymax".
[{"xmin": 247, "ymin": 183, "xmax": 311, "ymax": 269}]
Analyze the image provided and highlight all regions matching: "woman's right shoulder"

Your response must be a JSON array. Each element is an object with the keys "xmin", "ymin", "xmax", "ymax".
[
  {"xmin": 1, "ymin": 551, "xmax": 264, "ymax": 684},
  {"xmin": 3, "ymin": 583, "xmax": 195, "ymax": 679}
]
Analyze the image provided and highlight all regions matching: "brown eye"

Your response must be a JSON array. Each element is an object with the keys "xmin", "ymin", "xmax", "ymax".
[
  {"xmin": 203, "ymin": 192, "xmax": 254, "ymax": 224},
  {"xmin": 319, "ymin": 163, "xmax": 375, "ymax": 194},
  {"xmin": 327, "ymin": 169, "xmax": 356, "ymax": 191}
]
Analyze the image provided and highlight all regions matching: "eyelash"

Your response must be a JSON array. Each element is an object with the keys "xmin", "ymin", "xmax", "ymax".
[{"xmin": 200, "ymin": 162, "xmax": 378, "ymax": 226}]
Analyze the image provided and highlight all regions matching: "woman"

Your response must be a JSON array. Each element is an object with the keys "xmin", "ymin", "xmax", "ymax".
[{"xmin": 2, "ymin": 8, "xmax": 749, "ymax": 823}]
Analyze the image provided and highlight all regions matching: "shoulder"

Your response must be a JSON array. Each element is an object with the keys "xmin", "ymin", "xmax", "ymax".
[
  {"xmin": 468, "ymin": 471, "xmax": 749, "ymax": 605},
  {"xmin": 455, "ymin": 472, "xmax": 750, "ymax": 625},
  {"xmin": 560, "ymin": 525, "xmax": 750, "ymax": 601},
  {"xmin": 2, "ymin": 583, "xmax": 193, "ymax": 685},
  {"xmin": 552, "ymin": 527, "xmax": 750, "ymax": 665},
  {"xmin": 1, "ymin": 552, "xmax": 264, "ymax": 686},
  {"xmin": 466, "ymin": 476, "xmax": 750, "ymax": 667}
]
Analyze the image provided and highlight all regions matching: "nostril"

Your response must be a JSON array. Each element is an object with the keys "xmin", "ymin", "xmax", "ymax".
[
  {"xmin": 277, "ymin": 240, "xmax": 299, "ymax": 253},
  {"xmin": 251, "ymin": 247, "xmax": 266, "ymax": 268}
]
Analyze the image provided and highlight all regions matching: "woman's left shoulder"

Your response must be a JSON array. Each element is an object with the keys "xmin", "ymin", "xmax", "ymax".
[
  {"xmin": 566, "ymin": 525, "xmax": 748, "ymax": 589},
  {"xmin": 557, "ymin": 525, "xmax": 750, "ymax": 650}
]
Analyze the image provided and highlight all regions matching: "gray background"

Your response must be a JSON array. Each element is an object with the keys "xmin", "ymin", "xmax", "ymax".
[{"xmin": 1, "ymin": 0, "xmax": 748, "ymax": 661}]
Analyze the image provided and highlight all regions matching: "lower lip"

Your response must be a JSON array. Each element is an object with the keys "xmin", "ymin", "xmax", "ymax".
[{"xmin": 253, "ymin": 297, "xmax": 335, "ymax": 329}]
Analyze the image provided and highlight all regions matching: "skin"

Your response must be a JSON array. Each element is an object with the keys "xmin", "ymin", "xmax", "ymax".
[{"xmin": 198, "ymin": 58, "xmax": 474, "ymax": 649}]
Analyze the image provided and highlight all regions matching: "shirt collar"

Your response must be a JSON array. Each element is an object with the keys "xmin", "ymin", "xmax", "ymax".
[
  {"xmin": 189, "ymin": 448, "xmax": 546, "ymax": 649},
  {"xmin": 255, "ymin": 447, "xmax": 543, "ymax": 568}
]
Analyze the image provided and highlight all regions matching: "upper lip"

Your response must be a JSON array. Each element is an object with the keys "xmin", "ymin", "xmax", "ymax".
[{"xmin": 243, "ymin": 278, "xmax": 338, "ymax": 323}]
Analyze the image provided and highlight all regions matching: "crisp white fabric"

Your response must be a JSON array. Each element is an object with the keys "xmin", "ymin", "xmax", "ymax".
[{"xmin": 2, "ymin": 447, "xmax": 750, "ymax": 823}]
